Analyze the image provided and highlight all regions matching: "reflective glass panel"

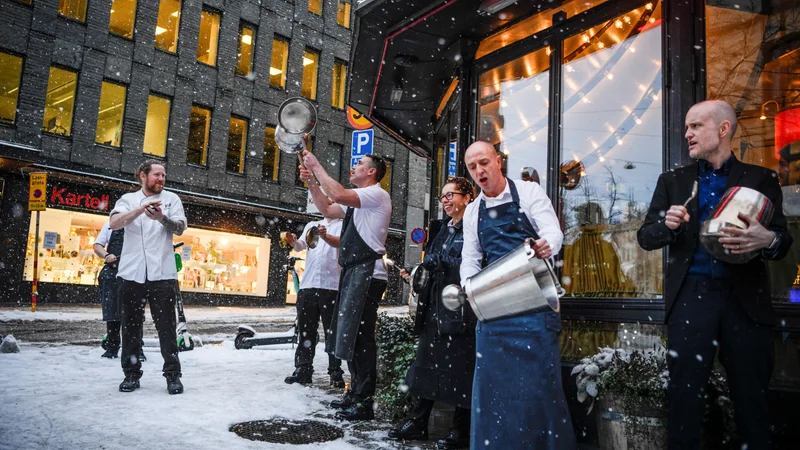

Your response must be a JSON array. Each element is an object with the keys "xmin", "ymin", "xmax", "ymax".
[
  {"xmin": 559, "ymin": 2, "xmax": 663, "ymax": 298},
  {"xmin": 95, "ymin": 81, "xmax": 126, "ymax": 147}
]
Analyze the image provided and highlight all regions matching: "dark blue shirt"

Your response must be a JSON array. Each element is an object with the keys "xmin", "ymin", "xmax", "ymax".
[{"xmin": 686, "ymin": 154, "xmax": 735, "ymax": 278}]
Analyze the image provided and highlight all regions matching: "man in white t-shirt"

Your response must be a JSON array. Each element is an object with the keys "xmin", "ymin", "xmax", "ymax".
[
  {"xmin": 299, "ymin": 150, "xmax": 391, "ymax": 421},
  {"xmin": 109, "ymin": 160, "xmax": 187, "ymax": 395},
  {"xmin": 283, "ymin": 216, "xmax": 345, "ymax": 388}
]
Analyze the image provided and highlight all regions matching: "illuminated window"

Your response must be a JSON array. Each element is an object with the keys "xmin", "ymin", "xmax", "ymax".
[
  {"xmin": 269, "ymin": 37, "xmax": 289, "ymax": 89},
  {"xmin": 109, "ymin": 0, "xmax": 137, "ymax": 39},
  {"xmin": 308, "ymin": 0, "xmax": 322, "ymax": 15},
  {"xmin": 301, "ymin": 49, "xmax": 319, "ymax": 100},
  {"xmin": 337, "ymin": 1, "xmax": 351, "ymax": 28},
  {"xmin": 187, "ymin": 105, "xmax": 211, "ymax": 166},
  {"xmin": 380, "ymin": 159, "xmax": 393, "ymax": 196},
  {"xmin": 0, "ymin": 52, "xmax": 23, "ymax": 125},
  {"xmin": 236, "ymin": 24, "xmax": 256, "ymax": 77},
  {"xmin": 59, "ymin": 0, "xmax": 87, "ymax": 22},
  {"xmin": 196, "ymin": 9, "xmax": 221, "ymax": 66},
  {"xmin": 155, "ymin": 0, "xmax": 181, "ymax": 53},
  {"xmin": 143, "ymin": 94, "xmax": 171, "ymax": 157},
  {"xmin": 332, "ymin": 60, "xmax": 347, "ymax": 109},
  {"xmin": 95, "ymin": 81, "xmax": 126, "ymax": 147},
  {"xmin": 42, "ymin": 67, "xmax": 78, "ymax": 136},
  {"xmin": 263, "ymin": 126, "xmax": 280, "ymax": 181},
  {"xmin": 226, "ymin": 116, "xmax": 248, "ymax": 173}
]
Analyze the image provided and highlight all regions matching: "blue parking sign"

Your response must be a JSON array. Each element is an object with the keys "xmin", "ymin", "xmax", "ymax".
[
  {"xmin": 352, "ymin": 129, "xmax": 374, "ymax": 157},
  {"xmin": 448, "ymin": 142, "xmax": 457, "ymax": 177},
  {"xmin": 351, "ymin": 157, "xmax": 362, "ymax": 169}
]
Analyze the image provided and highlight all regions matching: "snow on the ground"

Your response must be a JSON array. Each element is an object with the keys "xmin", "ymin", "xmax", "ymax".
[
  {"xmin": 0, "ymin": 341, "xmax": 411, "ymax": 450},
  {"xmin": 0, "ymin": 305, "xmax": 409, "ymax": 323}
]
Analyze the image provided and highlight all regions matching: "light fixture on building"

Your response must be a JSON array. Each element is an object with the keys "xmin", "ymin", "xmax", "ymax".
[
  {"xmin": 761, "ymin": 99, "xmax": 780, "ymax": 120},
  {"xmin": 390, "ymin": 82, "xmax": 403, "ymax": 103},
  {"xmin": 478, "ymin": 0, "xmax": 519, "ymax": 16}
]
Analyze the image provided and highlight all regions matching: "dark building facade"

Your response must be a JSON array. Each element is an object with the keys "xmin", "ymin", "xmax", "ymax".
[{"xmin": 0, "ymin": 0, "xmax": 420, "ymax": 307}]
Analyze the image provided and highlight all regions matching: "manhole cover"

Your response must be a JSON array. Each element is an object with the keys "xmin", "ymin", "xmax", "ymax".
[{"xmin": 230, "ymin": 419, "xmax": 344, "ymax": 444}]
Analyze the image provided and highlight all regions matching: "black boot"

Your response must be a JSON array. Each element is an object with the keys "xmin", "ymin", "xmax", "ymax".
[
  {"xmin": 330, "ymin": 371, "xmax": 345, "ymax": 389},
  {"xmin": 101, "ymin": 349, "xmax": 119, "ymax": 359},
  {"xmin": 388, "ymin": 420, "xmax": 428, "ymax": 441},
  {"xmin": 330, "ymin": 390, "xmax": 355, "ymax": 409},
  {"xmin": 335, "ymin": 399, "xmax": 374, "ymax": 421},
  {"xmin": 436, "ymin": 428, "xmax": 469, "ymax": 450},
  {"xmin": 138, "ymin": 342, "xmax": 147, "ymax": 362},
  {"xmin": 119, "ymin": 375, "xmax": 140, "ymax": 392},
  {"xmin": 284, "ymin": 368, "xmax": 313, "ymax": 385},
  {"xmin": 166, "ymin": 374, "xmax": 183, "ymax": 395}
]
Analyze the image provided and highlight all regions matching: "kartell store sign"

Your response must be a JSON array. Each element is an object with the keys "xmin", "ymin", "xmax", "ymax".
[{"xmin": 48, "ymin": 185, "xmax": 115, "ymax": 211}]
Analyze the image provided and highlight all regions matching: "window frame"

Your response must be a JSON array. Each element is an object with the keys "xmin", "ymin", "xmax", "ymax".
[
  {"xmin": 226, "ymin": 115, "xmax": 249, "ymax": 175},
  {"xmin": 269, "ymin": 36, "xmax": 290, "ymax": 90},
  {"xmin": 301, "ymin": 48, "xmax": 320, "ymax": 101},
  {"xmin": 196, "ymin": 7, "xmax": 222, "ymax": 68},
  {"xmin": 153, "ymin": 0, "xmax": 184, "ymax": 55},
  {"xmin": 308, "ymin": 0, "xmax": 322, "ymax": 16},
  {"xmin": 94, "ymin": 78, "xmax": 129, "ymax": 149},
  {"xmin": 336, "ymin": 0, "xmax": 351, "ymax": 29},
  {"xmin": 142, "ymin": 92, "xmax": 173, "ymax": 158},
  {"xmin": 41, "ymin": 64, "xmax": 80, "ymax": 138},
  {"xmin": 331, "ymin": 59, "xmax": 348, "ymax": 110},
  {"xmin": 108, "ymin": 0, "xmax": 139, "ymax": 40},
  {"xmin": 235, "ymin": 21, "xmax": 257, "ymax": 78},
  {"xmin": 0, "ymin": 49, "xmax": 25, "ymax": 127},
  {"xmin": 262, "ymin": 124, "xmax": 281, "ymax": 182},
  {"xmin": 186, "ymin": 103, "xmax": 213, "ymax": 167},
  {"xmin": 57, "ymin": 0, "xmax": 89, "ymax": 24}
]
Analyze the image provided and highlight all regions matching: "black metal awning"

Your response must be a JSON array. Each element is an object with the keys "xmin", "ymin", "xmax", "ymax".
[{"xmin": 349, "ymin": 0, "xmax": 563, "ymax": 157}]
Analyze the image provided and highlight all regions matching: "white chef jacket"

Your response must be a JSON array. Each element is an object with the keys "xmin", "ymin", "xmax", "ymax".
[
  {"xmin": 95, "ymin": 222, "xmax": 112, "ymax": 248},
  {"xmin": 460, "ymin": 178, "xmax": 563, "ymax": 282},
  {"xmin": 293, "ymin": 218, "xmax": 342, "ymax": 291},
  {"xmin": 110, "ymin": 189, "xmax": 187, "ymax": 283},
  {"xmin": 339, "ymin": 183, "xmax": 392, "ymax": 281}
]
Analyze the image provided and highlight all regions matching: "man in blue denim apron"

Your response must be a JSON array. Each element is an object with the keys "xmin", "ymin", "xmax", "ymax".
[
  {"xmin": 299, "ymin": 150, "xmax": 392, "ymax": 421},
  {"xmin": 461, "ymin": 141, "xmax": 576, "ymax": 449}
]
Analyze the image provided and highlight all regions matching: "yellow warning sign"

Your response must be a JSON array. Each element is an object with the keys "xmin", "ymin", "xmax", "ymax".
[{"xmin": 28, "ymin": 172, "xmax": 47, "ymax": 211}]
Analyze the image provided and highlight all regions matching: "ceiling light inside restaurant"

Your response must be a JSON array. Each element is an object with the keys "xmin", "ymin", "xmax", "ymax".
[
  {"xmin": 269, "ymin": 67, "xmax": 282, "ymax": 76},
  {"xmin": 303, "ymin": 57, "xmax": 314, "ymax": 66},
  {"xmin": 242, "ymin": 35, "xmax": 252, "ymax": 45}
]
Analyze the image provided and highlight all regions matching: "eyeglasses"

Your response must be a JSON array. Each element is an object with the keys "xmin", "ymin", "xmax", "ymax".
[{"xmin": 438, "ymin": 192, "xmax": 467, "ymax": 202}]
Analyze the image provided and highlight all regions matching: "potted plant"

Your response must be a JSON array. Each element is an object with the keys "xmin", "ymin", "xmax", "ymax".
[{"xmin": 572, "ymin": 346, "xmax": 669, "ymax": 450}]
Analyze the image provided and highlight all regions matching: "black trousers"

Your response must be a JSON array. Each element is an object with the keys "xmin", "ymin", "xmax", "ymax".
[
  {"xmin": 295, "ymin": 288, "xmax": 342, "ymax": 375},
  {"xmin": 119, "ymin": 279, "xmax": 181, "ymax": 378},
  {"xmin": 106, "ymin": 321, "xmax": 121, "ymax": 352},
  {"xmin": 409, "ymin": 398, "xmax": 471, "ymax": 433},
  {"xmin": 667, "ymin": 277, "xmax": 774, "ymax": 450},
  {"xmin": 347, "ymin": 279, "xmax": 387, "ymax": 401}
]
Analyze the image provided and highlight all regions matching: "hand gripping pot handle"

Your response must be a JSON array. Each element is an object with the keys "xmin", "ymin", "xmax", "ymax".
[{"xmin": 442, "ymin": 238, "xmax": 564, "ymax": 322}]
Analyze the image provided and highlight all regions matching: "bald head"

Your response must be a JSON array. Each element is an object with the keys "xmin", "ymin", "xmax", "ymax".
[
  {"xmin": 693, "ymin": 100, "xmax": 738, "ymax": 140},
  {"xmin": 465, "ymin": 141, "xmax": 505, "ymax": 196}
]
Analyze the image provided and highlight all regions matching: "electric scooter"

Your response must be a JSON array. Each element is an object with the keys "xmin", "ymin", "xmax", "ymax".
[{"xmin": 234, "ymin": 256, "xmax": 301, "ymax": 349}]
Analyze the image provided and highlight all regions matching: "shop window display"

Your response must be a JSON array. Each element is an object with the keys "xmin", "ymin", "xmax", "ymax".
[
  {"xmin": 705, "ymin": 0, "xmax": 800, "ymax": 303},
  {"xmin": 24, "ymin": 210, "xmax": 271, "ymax": 296}
]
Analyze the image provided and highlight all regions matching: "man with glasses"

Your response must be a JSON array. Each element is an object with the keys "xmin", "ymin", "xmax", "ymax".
[
  {"xmin": 299, "ymin": 151, "xmax": 391, "ymax": 421},
  {"xmin": 109, "ymin": 160, "xmax": 187, "ymax": 395}
]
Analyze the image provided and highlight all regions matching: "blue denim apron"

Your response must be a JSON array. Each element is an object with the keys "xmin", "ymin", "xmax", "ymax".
[{"xmin": 472, "ymin": 180, "xmax": 576, "ymax": 449}]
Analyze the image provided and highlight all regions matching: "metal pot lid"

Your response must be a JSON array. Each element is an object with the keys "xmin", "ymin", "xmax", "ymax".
[
  {"xmin": 411, "ymin": 264, "xmax": 430, "ymax": 294},
  {"xmin": 306, "ymin": 226, "xmax": 320, "ymax": 249},
  {"xmin": 277, "ymin": 97, "xmax": 317, "ymax": 134}
]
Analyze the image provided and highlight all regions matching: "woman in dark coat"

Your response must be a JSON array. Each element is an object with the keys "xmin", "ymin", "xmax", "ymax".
[{"xmin": 388, "ymin": 177, "xmax": 477, "ymax": 450}]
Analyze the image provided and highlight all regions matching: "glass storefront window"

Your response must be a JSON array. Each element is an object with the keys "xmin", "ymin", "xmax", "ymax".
[
  {"xmin": 155, "ymin": 0, "xmax": 181, "ymax": 53},
  {"xmin": 226, "ymin": 116, "xmax": 248, "ymax": 174},
  {"xmin": 24, "ymin": 209, "xmax": 272, "ymax": 296},
  {"xmin": 59, "ymin": 0, "xmax": 87, "ymax": 22},
  {"xmin": 475, "ymin": 0, "xmax": 608, "ymax": 59},
  {"xmin": 478, "ymin": 47, "xmax": 550, "ymax": 184},
  {"xmin": 263, "ymin": 126, "xmax": 280, "ymax": 181},
  {"xmin": 705, "ymin": 0, "xmax": 800, "ymax": 303},
  {"xmin": 109, "ymin": 0, "xmax": 137, "ymax": 39},
  {"xmin": 187, "ymin": 105, "xmax": 211, "ymax": 166},
  {"xmin": 143, "ymin": 94, "xmax": 171, "ymax": 157},
  {"xmin": 559, "ymin": 2, "xmax": 663, "ymax": 298},
  {"xmin": 236, "ymin": 24, "xmax": 256, "ymax": 77},
  {"xmin": 95, "ymin": 81, "xmax": 126, "ymax": 147},
  {"xmin": 0, "ymin": 51, "xmax": 23, "ymax": 125},
  {"xmin": 196, "ymin": 9, "xmax": 221, "ymax": 66},
  {"xmin": 332, "ymin": 60, "xmax": 347, "ymax": 109},
  {"xmin": 42, "ymin": 66, "xmax": 78, "ymax": 136},
  {"xmin": 301, "ymin": 49, "xmax": 319, "ymax": 100},
  {"xmin": 337, "ymin": 1, "xmax": 351, "ymax": 28},
  {"xmin": 270, "ymin": 38, "xmax": 289, "ymax": 89}
]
